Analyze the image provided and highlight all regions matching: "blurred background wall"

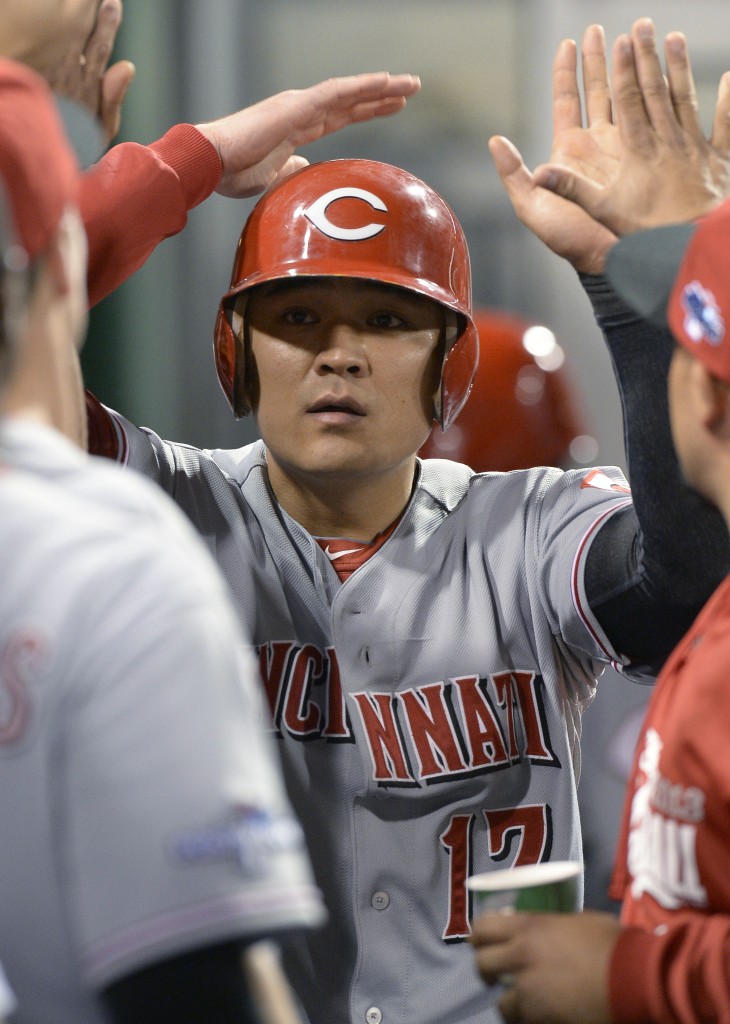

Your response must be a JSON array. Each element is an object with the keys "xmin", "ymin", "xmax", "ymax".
[{"xmin": 84, "ymin": 0, "xmax": 730, "ymax": 465}]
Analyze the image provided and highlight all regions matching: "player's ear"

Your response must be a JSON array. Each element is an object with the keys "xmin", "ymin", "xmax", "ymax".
[{"xmin": 700, "ymin": 364, "xmax": 730, "ymax": 441}]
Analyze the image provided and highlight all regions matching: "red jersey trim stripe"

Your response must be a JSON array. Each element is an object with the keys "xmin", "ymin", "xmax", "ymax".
[{"xmin": 570, "ymin": 499, "xmax": 633, "ymax": 663}]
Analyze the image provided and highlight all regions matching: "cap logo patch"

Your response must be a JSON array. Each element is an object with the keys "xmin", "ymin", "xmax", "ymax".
[
  {"xmin": 681, "ymin": 281, "xmax": 725, "ymax": 346},
  {"xmin": 304, "ymin": 186, "xmax": 387, "ymax": 241}
]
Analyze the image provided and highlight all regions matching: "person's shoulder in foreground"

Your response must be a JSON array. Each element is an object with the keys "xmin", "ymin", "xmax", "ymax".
[{"xmin": 0, "ymin": 433, "xmax": 326, "ymax": 1023}]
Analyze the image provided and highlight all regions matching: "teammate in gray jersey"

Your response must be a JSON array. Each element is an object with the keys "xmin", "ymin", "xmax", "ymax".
[
  {"xmin": 83, "ymin": 27, "xmax": 730, "ymax": 1024},
  {"xmin": 0, "ymin": 57, "xmax": 325, "ymax": 1024}
]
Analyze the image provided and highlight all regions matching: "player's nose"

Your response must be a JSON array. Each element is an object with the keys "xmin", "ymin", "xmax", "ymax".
[{"xmin": 313, "ymin": 322, "xmax": 370, "ymax": 377}]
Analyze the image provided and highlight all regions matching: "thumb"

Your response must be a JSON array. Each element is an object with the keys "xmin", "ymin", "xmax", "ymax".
[
  {"xmin": 100, "ymin": 60, "xmax": 136, "ymax": 142},
  {"xmin": 533, "ymin": 163, "xmax": 606, "ymax": 213},
  {"xmin": 270, "ymin": 155, "xmax": 309, "ymax": 186}
]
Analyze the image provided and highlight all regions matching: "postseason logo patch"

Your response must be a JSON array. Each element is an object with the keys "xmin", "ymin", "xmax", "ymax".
[
  {"xmin": 580, "ymin": 469, "xmax": 631, "ymax": 494},
  {"xmin": 170, "ymin": 805, "xmax": 304, "ymax": 876},
  {"xmin": 681, "ymin": 281, "xmax": 725, "ymax": 346}
]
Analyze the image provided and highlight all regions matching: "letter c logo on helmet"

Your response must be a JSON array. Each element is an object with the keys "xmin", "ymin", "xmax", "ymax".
[{"xmin": 304, "ymin": 187, "xmax": 387, "ymax": 241}]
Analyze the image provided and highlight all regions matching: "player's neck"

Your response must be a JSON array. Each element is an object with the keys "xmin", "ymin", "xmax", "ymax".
[
  {"xmin": 3, "ymin": 264, "xmax": 87, "ymax": 448},
  {"xmin": 4, "ymin": 323, "xmax": 87, "ymax": 448},
  {"xmin": 265, "ymin": 452, "xmax": 417, "ymax": 540}
]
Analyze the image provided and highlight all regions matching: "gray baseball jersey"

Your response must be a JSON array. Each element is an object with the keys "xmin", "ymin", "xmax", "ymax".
[
  {"xmin": 0, "ymin": 421, "xmax": 324, "ymax": 1024},
  {"xmin": 91, "ymin": 406, "xmax": 644, "ymax": 1024}
]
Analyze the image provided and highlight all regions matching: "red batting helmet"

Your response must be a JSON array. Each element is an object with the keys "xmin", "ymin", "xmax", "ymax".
[
  {"xmin": 213, "ymin": 159, "xmax": 478, "ymax": 429},
  {"xmin": 419, "ymin": 309, "xmax": 586, "ymax": 471}
]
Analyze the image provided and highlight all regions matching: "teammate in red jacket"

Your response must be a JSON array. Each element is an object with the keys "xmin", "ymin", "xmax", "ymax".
[{"xmin": 471, "ymin": 18, "xmax": 730, "ymax": 1024}]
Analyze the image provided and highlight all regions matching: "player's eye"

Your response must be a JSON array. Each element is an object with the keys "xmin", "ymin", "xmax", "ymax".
[
  {"xmin": 368, "ymin": 311, "xmax": 408, "ymax": 330},
  {"xmin": 282, "ymin": 307, "xmax": 318, "ymax": 325}
]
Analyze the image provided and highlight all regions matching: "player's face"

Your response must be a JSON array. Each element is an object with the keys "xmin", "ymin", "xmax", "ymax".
[{"xmin": 244, "ymin": 278, "xmax": 444, "ymax": 494}]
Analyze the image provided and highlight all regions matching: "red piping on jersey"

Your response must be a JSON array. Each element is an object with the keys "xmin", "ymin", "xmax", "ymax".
[{"xmin": 570, "ymin": 499, "xmax": 632, "ymax": 663}]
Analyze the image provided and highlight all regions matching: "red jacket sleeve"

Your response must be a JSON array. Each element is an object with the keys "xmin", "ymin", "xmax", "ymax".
[
  {"xmin": 609, "ymin": 916, "xmax": 730, "ymax": 1023},
  {"xmin": 77, "ymin": 123, "xmax": 222, "ymax": 307}
]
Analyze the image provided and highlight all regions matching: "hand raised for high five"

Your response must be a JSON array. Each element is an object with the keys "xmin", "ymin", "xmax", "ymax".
[
  {"xmin": 533, "ymin": 19, "xmax": 730, "ymax": 237},
  {"xmin": 489, "ymin": 25, "xmax": 620, "ymax": 275},
  {"xmin": 196, "ymin": 72, "xmax": 421, "ymax": 199},
  {"xmin": 490, "ymin": 20, "xmax": 730, "ymax": 275}
]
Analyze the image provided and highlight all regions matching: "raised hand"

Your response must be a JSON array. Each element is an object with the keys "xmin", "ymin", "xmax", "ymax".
[
  {"xmin": 533, "ymin": 19, "xmax": 730, "ymax": 236},
  {"xmin": 46, "ymin": 0, "xmax": 135, "ymax": 144},
  {"xmin": 195, "ymin": 72, "xmax": 421, "ymax": 199},
  {"xmin": 489, "ymin": 25, "xmax": 620, "ymax": 275}
]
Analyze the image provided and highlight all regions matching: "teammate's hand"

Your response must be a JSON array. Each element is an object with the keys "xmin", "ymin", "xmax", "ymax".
[
  {"xmin": 470, "ymin": 909, "xmax": 619, "ymax": 1024},
  {"xmin": 532, "ymin": 19, "xmax": 730, "ymax": 237},
  {"xmin": 195, "ymin": 72, "xmax": 421, "ymax": 199},
  {"xmin": 489, "ymin": 25, "xmax": 619, "ymax": 275},
  {"xmin": 45, "ymin": 0, "xmax": 135, "ymax": 144}
]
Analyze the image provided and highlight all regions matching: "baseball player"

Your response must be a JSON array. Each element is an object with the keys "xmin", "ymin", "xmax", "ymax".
[
  {"xmin": 470, "ymin": 21, "xmax": 730, "ymax": 1024},
  {"xmin": 83, "ymin": 135, "xmax": 729, "ymax": 1023},
  {"xmin": 0, "ymin": 59, "xmax": 324, "ymax": 1024}
]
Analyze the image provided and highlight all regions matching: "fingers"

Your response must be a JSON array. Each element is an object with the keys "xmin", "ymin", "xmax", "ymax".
[
  {"xmin": 100, "ymin": 61, "xmax": 136, "ymax": 143},
  {"xmin": 664, "ymin": 31, "xmax": 703, "ymax": 139},
  {"xmin": 310, "ymin": 73, "xmax": 420, "ymax": 130},
  {"xmin": 488, "ymin": 135, "xmax": 533, "ymax": 197},
  {"xmin": 711, "ymin": 70, "xmax": 730, "ymax": 153},
  {"xmin": 470, "ymin": 909, "xmax": 521, "ymax": 946},
  {"xmin": 340, "ymin": 95, "xmax": 409, "ymax": 126},
  {"xmin": 552, "ymin": 38, "xmax": 582, "ymax": 137},
  {"xmin": 270, "ymin": 155, "xmax": 310, "ymax": 186},
  {"xmin": 470, "ymin": 911, "xmax": 523, "ymax": 988},
  {"xmin": 81, "ymin": 0, "xmax": 124, "ymax": 82},
  {"xmin": 625, "ymin": 19, "xmax": 680, "ymax": 143},
  {"xmin": 581, "ymin": 24, "xmax": 612, "ymax": 125},
  {"xmin": 608, "ymin": 31, "xmax": 654, "ymax": 153},
  {"xmin": 278, "ymin": 73, "xmax": 421, "ymax": 144},
  {"xmin": 531, "ymin": 162, "xmax": 604, "ymax": 212},
  {"xmin": 315, "ymin": 72, "xmax": 421, "ymax": 109}
]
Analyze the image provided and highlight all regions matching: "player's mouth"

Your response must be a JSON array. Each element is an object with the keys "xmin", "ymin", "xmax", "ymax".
[{"xmin": 306, "ymin": 394, "xmax": 366, "ymax": 423}]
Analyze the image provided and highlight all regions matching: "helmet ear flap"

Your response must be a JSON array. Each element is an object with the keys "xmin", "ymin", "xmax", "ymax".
[
  {"xmin": 213, "ymin": 299, "xmax": 251, "ymax": 417},
  {"xmin": 435, "ymin": 315, "xmax": 479, "ymax": 431}
]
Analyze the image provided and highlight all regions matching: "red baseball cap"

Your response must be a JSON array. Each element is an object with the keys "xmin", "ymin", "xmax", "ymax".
[
  {"xmin": 0, "ymin": 58, "xmax": 80, "ymax": 264},
  {"xmin": 605, "ymin": 200, "xmax": 730, "ymax": 384}
]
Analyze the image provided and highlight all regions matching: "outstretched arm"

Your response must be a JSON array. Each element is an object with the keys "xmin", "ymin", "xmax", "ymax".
[
  {"xmin": 492, "ymin": 21, "xmax": 730, "ymax": 668},
  {"xmin": 531, "ymin": 19, "xmax": 730, "ymax": 235},
  {"xmin": 80, "ymin": 72, "xmax": 420, "ymax": 306}
]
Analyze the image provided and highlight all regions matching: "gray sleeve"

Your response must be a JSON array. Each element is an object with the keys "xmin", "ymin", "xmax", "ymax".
[
  {"xmin": 63, "ymin": 511, "xmax": 324, "ymax": 989},
  {"xmin": 580, "ymin": 274, "xmax": 730, "ymax": 668}
]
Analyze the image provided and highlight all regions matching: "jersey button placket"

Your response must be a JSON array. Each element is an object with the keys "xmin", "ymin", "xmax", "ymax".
[
  {"xmin": 365, "ymin": 1008, "xmax": 382, "ymax": 1024},
  {"xmin": 371, "ymin": 890, "xmax": 390, "ymax": 910}
]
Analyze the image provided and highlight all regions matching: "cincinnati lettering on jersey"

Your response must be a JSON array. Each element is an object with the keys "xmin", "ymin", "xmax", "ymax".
[
  {"xmin": 257, "ymin": 642, "xmax": 559, "ymax": 786},
  {"xmin": 627, "ymin": 728, "xmax": 708, "ymax": 909}
]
